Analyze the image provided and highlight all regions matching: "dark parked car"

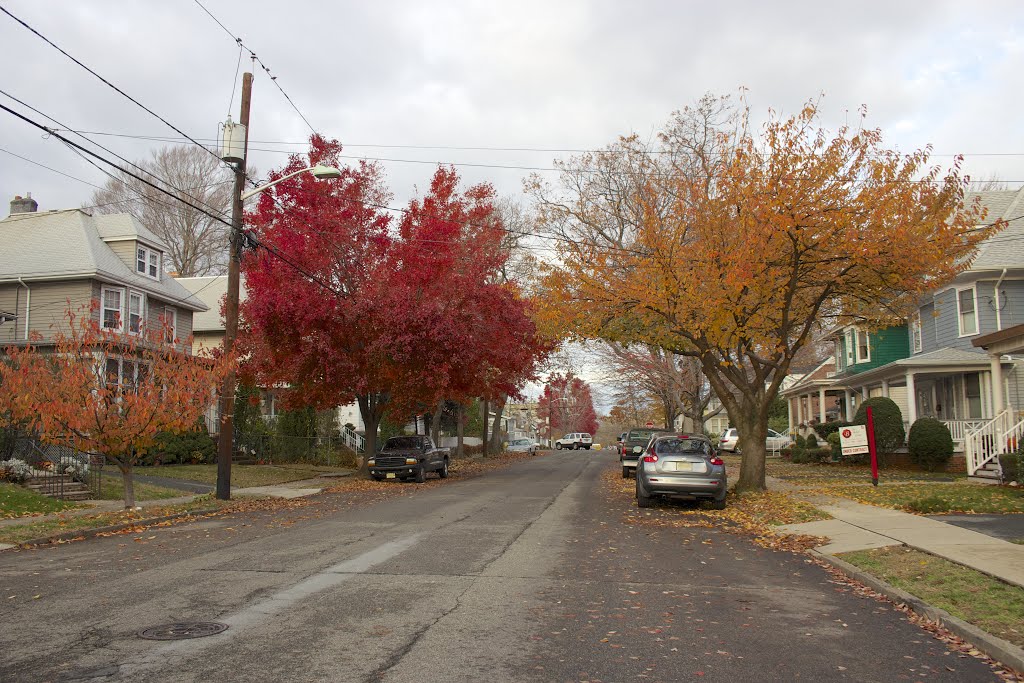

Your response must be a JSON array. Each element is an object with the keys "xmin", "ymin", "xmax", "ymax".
[
  {"xmin": 368, "ymin": 435, "xmax": 450, "ymax": 483},
  {"xmin": 619, "ymin": 427, "xmax": 673, "ymax": 478},
  {"xmin": 635, "ymin": 434, "xmax": 726, "ymax": 509}
]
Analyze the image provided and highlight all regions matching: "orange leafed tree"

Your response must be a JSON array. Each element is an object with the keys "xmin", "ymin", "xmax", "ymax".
[
  {"xmin": 0, "ymin": 303, "xmax": 228, "ymax": 507},
  {"xmin": 530, "ymin": 95, "xmax": 1002, "ymax": 492}
]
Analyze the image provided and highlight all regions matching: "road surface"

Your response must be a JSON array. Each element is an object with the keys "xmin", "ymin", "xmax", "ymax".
[{"xmin": 0, "ymin": 451, "xmax": 1002, "ymax": 682}]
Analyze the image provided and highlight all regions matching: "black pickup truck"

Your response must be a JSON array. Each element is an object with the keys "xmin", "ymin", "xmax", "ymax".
[{"xmin": 368, "ymin": 435, "xmax": 450, "ymax": 483}]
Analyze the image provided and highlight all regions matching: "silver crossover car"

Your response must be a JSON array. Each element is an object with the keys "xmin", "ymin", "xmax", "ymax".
[{"xmin": 635, "ymin": 434, "xmax": 727, "ymax": 509}]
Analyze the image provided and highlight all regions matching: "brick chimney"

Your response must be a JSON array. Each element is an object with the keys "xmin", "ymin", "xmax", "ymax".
[{"xmin": 10, "ymin": 193, "xmax": 38, "ymax": 215}]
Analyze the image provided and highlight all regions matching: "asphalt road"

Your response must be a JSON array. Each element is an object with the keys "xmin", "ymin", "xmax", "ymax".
[{"xmin": 0, "ymin": 451, "xmax": 1004, "ymax": 682}]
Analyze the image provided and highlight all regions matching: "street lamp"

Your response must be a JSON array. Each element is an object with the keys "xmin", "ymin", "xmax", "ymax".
[{"xmin": 215, "ymin": 71, "xmax": 342, "ymax": 500}]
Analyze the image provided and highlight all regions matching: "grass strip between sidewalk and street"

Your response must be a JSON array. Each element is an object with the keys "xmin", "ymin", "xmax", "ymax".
[
  {"xmin": 839, "ymin": 546, "xmax": 1024, "ymax": 649},
  {"xmin": 1, "ymin": 483, "xmax": 80, "ymax": 518},
  {"xmin": 132, "ymin": 463, "xmax": 352, "ymax": 488}
]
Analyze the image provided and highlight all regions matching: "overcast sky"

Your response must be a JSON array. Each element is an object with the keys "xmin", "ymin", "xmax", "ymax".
[{"xmin": 1, "ymin": 0, "xmax": 1022, "ymax": 217}]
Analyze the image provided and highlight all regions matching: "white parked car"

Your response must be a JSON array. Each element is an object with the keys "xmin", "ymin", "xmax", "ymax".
[
  {"xmin": 554, "ymin": 433, "xmax": 593, "ymax": 450},
  {"xmin": 718, "ymin": 427, "xmax": 792, "ymax": 453},
  {"xmin": 506, "ymin": 438, "xmax": 537, "ymax": 454}
]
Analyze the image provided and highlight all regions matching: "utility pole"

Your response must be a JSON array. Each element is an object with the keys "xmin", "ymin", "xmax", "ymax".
[{"xmin": 216, "ymin": 72, "xmax": 252, "ymax": 501}]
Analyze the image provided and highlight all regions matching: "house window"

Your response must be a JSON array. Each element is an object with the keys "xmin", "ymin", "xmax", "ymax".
[
  {"xmin": 136, "ymin": 245, "xmax": 161, "ymax": 280},
  {"xmin": 856, "ymin": 329, "xmax": 871, "ymax": 363},
  {"xmin": 103, "ymin": 357, "xmax": 146, "ymax": 393},
  {"xmin": 958, "ymin": 287, "xmax": 978, "ymax": 336},
  {"xmin": 965, "ymin": 373, "xmax": 982, "ymax": 419},
  {"xmin": 845, "ymin": 329, "xmax": 855, "ymax": 368},
  {"xmin": 162, "ymin": 306, "xmax": 177, "ymax": 343},
  {"xmin": 911, "ymin": 314, "xmax": 923, "ymax": 354},
  {"xmin": 128, "ymin": 291, "xmax": 144, "ymax": 335},
  {"xmin": 101, "ymin": 287, "xmax": 124, "ymax": 331},
  {"xmin": 834, "ymin": 340, "xmax": 844, "ymax": 371}
]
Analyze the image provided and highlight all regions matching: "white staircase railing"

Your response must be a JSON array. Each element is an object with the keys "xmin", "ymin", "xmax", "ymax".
[
  {"xmin": 1000, "ymin": 415, "xmax": 1024, "ymax": 462},
  {"xmin": 963, "ymin": 410, "xmax": 1011, "ymax": 475},
  {"xmin": 342, "ymin": 426, "xmax": 365, "ymax": 453}
]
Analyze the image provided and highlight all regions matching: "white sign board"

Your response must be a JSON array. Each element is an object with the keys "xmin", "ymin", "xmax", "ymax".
[{"xmin": 839, "ymin": 425, "xmax": 869, "ymax": 456}]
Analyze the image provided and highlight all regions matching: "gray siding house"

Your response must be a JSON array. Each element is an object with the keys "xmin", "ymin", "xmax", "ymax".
[{"xmin": 0, "ymin": 196, "xmax": 207, "ymax": 361}]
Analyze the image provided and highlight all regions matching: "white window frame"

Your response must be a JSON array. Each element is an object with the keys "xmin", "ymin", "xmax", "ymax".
[
  {"xmin": 855, "ymin": 328, "xmax": 871, "ymax": 363},
  {"xmin": 957, "ymin": 286, "xmax": 978, "ymax": 337},
  {"xmin": 136, "ymin": 244, "xmax": 161, "ymax": 281},
  {"xmin": 128, "ymin": 290, "xmax": 145, "ymax": 335},
  {"xmin": 101, "ymin": 286, "xmax": 124, "ymax": 332},
  {"xmin": 911, "ymin": 313, "xmax": 923, "ymax": 354},
  {"xmin": 844, "ymin": 329, "xmax": 855, "ymax": 367},
  {"xmin": 163, "ymin": 306, "xmax": 177, "ymax": 343},
  {"xmin": 834, "ymin": 340, "xmax": 844, "ymax": 371}
]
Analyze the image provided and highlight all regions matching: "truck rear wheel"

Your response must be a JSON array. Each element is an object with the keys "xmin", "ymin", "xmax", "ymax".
[{"xmin": 438, "ymin": 459, "xmax": 449, "ymax": 479}]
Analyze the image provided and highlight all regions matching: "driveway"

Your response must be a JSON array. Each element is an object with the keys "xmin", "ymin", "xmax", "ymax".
[{"xmin": 927, "ymin": 513, "xmax": 1024, "ymax": 543}]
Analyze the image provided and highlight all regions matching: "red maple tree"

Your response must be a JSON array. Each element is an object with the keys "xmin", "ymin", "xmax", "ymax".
[{"xmin": 537, "ymin": 373, "xmax": 600, "ymax": 440}]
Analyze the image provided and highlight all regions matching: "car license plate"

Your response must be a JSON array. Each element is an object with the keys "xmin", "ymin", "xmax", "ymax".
[
  {"xmin": 669, "ymin": 462, "xmax": 692, "ymax": 472},
  {"xmin": 386, "ymin": 473, "xmax": 396, "ymax": 479}
]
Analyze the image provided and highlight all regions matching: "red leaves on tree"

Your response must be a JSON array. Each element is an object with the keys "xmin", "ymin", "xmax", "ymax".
[{"xmin": 538, "ymin": 373, "xmax": 600, "ymax": 436}]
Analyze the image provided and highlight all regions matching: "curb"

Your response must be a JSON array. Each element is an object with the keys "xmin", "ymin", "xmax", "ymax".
[
  {"xmin": 815, "ymin": 551, "xmax": 1024, "ymax": 674},
  {"xmin": 0, "ymin": 507, "xmax": 221, "ymax": 552}
]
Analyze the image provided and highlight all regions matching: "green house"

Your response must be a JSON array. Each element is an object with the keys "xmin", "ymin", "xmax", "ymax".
[{"xmin": 832, "ymin": 324, "xmax": 910, "ymax": 377}]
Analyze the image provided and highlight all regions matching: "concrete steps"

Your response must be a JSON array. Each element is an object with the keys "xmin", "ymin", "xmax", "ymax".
[
  {"xmin": 24, "ymin": 475, "xmax": 93, "ymax": 501},
  {"xmin": 968, "ymin": 460, "xmax": 1003, "ymax": 485}
]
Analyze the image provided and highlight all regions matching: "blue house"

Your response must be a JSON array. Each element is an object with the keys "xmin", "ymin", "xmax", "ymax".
[{"xmin": 782, "ymin": 187, "xmax": 1024, "ymax": 479}]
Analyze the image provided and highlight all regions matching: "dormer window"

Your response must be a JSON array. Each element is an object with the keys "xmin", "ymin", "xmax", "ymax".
[
  {"xmin": 137, "ymin": 245, "xmax": 161, "ymax": 280},
  {"xmin": 856, "ymin": 328, "xmax": 871, "ymax": 363}
]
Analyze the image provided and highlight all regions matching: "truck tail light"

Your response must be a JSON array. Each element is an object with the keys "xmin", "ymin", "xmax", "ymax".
[{"xmin": 643, "ymin": 453, "xmax": 658, "ymax": 463}]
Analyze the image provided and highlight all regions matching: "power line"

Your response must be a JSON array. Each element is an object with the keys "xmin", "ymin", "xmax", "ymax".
[
  {"xmin": 0, "ymin": 3, "xmax": 230, "ymax": 171},
  {"xmin": 191, "ymin": 0, "xmax": 317, "ymax": 135},
  {"xmin": 0, "ymin": 145, "xmax": 107, "ymax": 191}
]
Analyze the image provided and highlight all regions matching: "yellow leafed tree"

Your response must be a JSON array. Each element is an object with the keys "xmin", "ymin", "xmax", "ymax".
[{"xmin": 530, "ymin": 95, "xmax": 1001, "ymax": 492}]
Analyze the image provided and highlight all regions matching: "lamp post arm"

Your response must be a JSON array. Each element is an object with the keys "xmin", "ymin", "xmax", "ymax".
[{"xmin": 240, "ymin": 166, "xmax": 316, "ymax": 201}]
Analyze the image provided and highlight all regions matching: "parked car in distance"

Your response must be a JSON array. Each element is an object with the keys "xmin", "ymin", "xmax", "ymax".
[
  {"xmin": 619, "ymin": 427, "xmax": 673, "ymax": 478},
  {"xmin": 718, "ymin": 427, "xmax": 792, "ymax": 453},
  {"xmin": 506, "ymin": 438, "xmax": 537, "ymax": 454},
  {"xmin": 635, "ymin": 434, "xmax": 726, "ymax": 509},
  {"xmin": 555, "ymin": 432, "xmax": 593, "ymax": 450},
  {"xmin": 368, "ymin": 435, "xmax": 450, "ymax": 483}
]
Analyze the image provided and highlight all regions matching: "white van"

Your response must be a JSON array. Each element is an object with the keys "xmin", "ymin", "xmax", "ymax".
[{"xmin": 555, "ymin": 433, "xmax": 593, "ymax": 450}]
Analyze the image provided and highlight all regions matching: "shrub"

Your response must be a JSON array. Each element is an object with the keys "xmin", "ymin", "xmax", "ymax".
[
  {"xmin": 999, "ymin": 449, "xmax": 1024, "ymax": 485},
  {"xmin": 805, "ymin": 433, "xmax": 819, "ymax": 449},
  {"xmin": 794, "ymin": 434, "xmax": 807, "ymax": 449},
  {"xmin": 791, "ymin": 449, "xmax": 810, "ymax": 464},
  {"xmin": 853, "ymin": 397, "xmax": 905, "ymax": 454},
  {"xmin": 0, "ymin": 458, "xmax": 33, "ymax": 483},
  {"xmin": 904, "ymin": 496, "xmax": 952, "ymax": 514},
  {"xmin": 907, "ymin": 418, "xmax": 954, "ymax": 472},
  {"xmin": 149, "ymin": 425, "xmax": 216, "ymax": 465},
  {"xmin": 813, "ymin": 420, "xmax": 850, "ymax": 441},
  {"xmin": 826, "ymin": 432, "xmax": 842, "ymax": 460},
  {"xmin": 813, "ymin": 447, "xmax": 834, "ymax": 463}
]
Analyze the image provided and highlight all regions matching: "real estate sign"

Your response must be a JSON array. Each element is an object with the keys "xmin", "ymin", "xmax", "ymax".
[{"xmin": 839, "ymin": 425, "xmax": 869, "ymax": 456}]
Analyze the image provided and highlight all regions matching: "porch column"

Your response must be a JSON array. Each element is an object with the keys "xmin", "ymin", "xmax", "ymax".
[
  {"xmin": 881, "ymin": 379, "xmax": 890, "ymax": 398},
  {"xmin": 818, "ymin": 387, "xmax": 827, "ymax": 423},
  {"xmin": 991, "ymin": 356, "xmax": 1005, "ymax": 416},
  {"xmin": 906, "ymin": 371, "xmax": 917, "ymax": 424},
  {"xmin": 795, "ymin": 394, "xmax": 803, "ymax": 428},
  {"xmin": 787, "ymin": 398, "xmax": 793, "ymax": 434}
]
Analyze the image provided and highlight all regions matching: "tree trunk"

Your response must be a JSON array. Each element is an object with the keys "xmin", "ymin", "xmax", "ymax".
[
  {"xmin": 456, "ymin": 403, "xmax": 465, "ymax": 458},
  {"xmin": 481, "ymin": 399, "xmax": 489, "ymax": 457},
  {"xmin": 430, "ymin": 400, "xmax": 443, "ymax": 444},
  {"xmin": 357, "ymin": 393, "xmax": 387, "ymax": 477},
  {"xmin": 732, "ymin": 408, "xmax": 769, "ymax": 492},
  {"xmin": 120, "ymin": 463, "xmax": 135, "ymax": 509},
  {"xmin": 489, "ymin": 396, "xmax": 506, "ymax": 453}
]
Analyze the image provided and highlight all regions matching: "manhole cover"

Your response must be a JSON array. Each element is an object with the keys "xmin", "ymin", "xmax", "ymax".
[{"xmin": 137, "ymin": 622, "xmax": 228, "ymax": 640}]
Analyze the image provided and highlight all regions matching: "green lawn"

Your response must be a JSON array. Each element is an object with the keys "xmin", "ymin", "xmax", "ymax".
[
  {"xmin": 0, "ymin": 482, "xmax": 80, "ymax": 518},
  {"xmin": 840, "ymin": 546, "xmax": 1024, "ymax": 648},
  {"xmin": 766, "ymin": 459, "xmax": 966, "ymax": 483},
  {"xmin": 804, "ymin": 481, "xmax": 1024, "ymax": 514},
  {"xmin": 133, "ymin": 463, "xmax": 350, "ymax": 488},
  {"xmin": 97, "ymin": 472, "xmax": 187, "ymax": 502}
]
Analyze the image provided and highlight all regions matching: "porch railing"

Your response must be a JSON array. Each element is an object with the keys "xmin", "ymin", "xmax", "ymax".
[
  {"xmin": 342, "ymin": 426, "xmax": 365, "ymax": 453},
  {"xmin": 963, "ymin": 410, "xmax": 1011, "ymax": 476},
  {"xmin": 942, "ymin": 419, "xmax": 990, "ymax": 444}
]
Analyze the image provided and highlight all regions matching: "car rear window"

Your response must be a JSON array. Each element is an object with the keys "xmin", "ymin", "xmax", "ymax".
[
  {"xmin": 655, "ymin": 438, "xmax": 710, "ymax": 455},
  {"xmin": 628, "ymin": 429, "xmax": 665, "ymax": 441}
]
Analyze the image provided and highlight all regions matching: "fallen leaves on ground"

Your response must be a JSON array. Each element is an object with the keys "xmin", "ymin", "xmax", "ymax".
[
  {"xmin": 603, "ymin": 469, "xmax": 829, "ymax": 552},
  {"xmin": 802, "ymin": 481, "xmax": 1024, "ymax": 514}
]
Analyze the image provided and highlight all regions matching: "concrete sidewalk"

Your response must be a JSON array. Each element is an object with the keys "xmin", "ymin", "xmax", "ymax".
[{"xmin": 774, "ymin": 479, "xmax": 1024, "ymax": 589}]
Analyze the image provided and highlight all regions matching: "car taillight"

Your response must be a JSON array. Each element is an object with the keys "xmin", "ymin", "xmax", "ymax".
[
  {"xmin": 643, "ymin": 453, "xmax": 658, "ymax": 463},
  {"xmin": 709, "ymin": 456, "xmax": 724, "ymax": 466}
]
